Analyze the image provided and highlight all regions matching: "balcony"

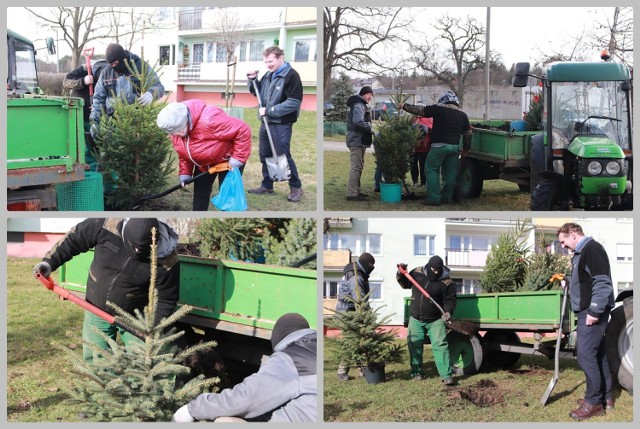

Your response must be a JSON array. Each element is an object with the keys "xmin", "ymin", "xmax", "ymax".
[
  {"xmin": 179, "ymin": 10, "xmax": 203, "ymax": 31},
  {"xmin": 445, "ymin": 248, "xmax": 489, "ymax": 268}
]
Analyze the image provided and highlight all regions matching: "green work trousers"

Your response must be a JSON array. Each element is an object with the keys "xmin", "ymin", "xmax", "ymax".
[
  {"xmin": 407, "ymin": 316, "xmax": 452, "ymax": 380},
  {"xmin": 425, "ymin": 144, "xmax": 460, "ymax": 204},
  {"xmin": 82, "ymin": 310, "xmax": 143, "ymax": 364}
]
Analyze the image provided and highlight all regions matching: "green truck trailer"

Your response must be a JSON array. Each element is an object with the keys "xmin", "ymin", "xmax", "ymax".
[
  {"xmin": 403, "ymin": 287, "xmax": 633, "ymax": 394},
  {"xmin": 7, "ymin": 29, "xmax": 87, "ymax": 210},
  {"xmin": 459, "ymin": 58, "xmax": 633, "ymax": 211},
  {"xmin": 57, "ymin": 251, "xmax": 317, "ymax": 367}
]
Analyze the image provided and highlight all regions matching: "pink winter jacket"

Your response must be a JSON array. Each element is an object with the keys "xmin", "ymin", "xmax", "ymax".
[{"xmin": 171, "ymin": 99, "xmax": 252, "ymax": 175}]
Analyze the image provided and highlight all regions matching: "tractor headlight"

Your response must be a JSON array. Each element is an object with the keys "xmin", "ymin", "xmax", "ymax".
[
  {"xmin": 605, "ymin": 161, "xmax": 621, "ymax": 175},
  {"xmin": 587, "ymin": 161, "xmax": 603, "ymax": 176}
]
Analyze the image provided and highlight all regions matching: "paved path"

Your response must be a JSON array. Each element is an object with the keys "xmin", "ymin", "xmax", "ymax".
[{"xmin": 323, "ymin": 141, "xmax": 349, "ymax": 152}]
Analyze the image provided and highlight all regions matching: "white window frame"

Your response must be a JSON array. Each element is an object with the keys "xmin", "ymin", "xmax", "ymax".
[
  {"xmin": 293, "ymin": 36, "xmax": 316, "ymax": 62},
  {"xmin": 413, "ymin": 234, "xmax": 435, "ymax": 257}
]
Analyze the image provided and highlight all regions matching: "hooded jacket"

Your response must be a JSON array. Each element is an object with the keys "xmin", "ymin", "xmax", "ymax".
[
  {"xmin": 43, "ymin": 218, "xmax": 180, "ymax": 324},
  {"xmin": 397, "ymin": 264, "xmax": 457, "ymax": 323},
  {"xmin": 187, "ymin": 329, "xmax": 317, "ymax": 422},
  {"xmin": 63, "ymin": 60, "xmax": 109, "ymax": 122},
  {"xmin": 169, "ymin": 99, "xmax": 252, "ymax": 175},
  {"xmin": 335, "ymin": 261, "xmax": 372, "ymax": 312},
  {"xmin": 346, "ymin": 95, "xmax": 373, "ymax": 148},
  {"xmin": 403, "ymin": 103, "xmax": 471, "ymax": 149},
  {"xmin": 248, "ymin": 62, "xmax": 303, "ymax": 125},
  {"xmin": 90, "ymin": 51, "xmax": 165, "ymax": 124}
]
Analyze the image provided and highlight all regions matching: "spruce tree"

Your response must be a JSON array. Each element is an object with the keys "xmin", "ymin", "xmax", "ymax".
[
  {"xmin": 328, "ymin": 73, "xmax": 353, "ymax": 123},
  {"xmin": 92, "ymin": 60, "xmax": 176, "ymax": 210},
  {"xmin": 195, "ymin": 218, "xmax": 271, "ymax": 261},
  {"xmin": 55, "ymin": 228, "xmax": 219, "ymax": 422},
  {"xmin": 522, "ymin": 235, "xmax": 571, "ymax": 291},
  {"xmin": 480, "ymin": 220, "xmax": 533, "ymax": 293},
  {"xmin": 263, "ymin": 218, "xmax": 317, "ymax": 269},
  {"xmin": 329, "ymin": 290, "xmax": 403, "ymax": 369},
  {"xmin": 524, "ymin": 90, "xmax": 544, "ymax": 131}
]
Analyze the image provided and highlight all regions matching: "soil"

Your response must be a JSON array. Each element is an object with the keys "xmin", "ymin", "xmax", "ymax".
[{"xmin": 451, "ymin": 379, "xmax": 505, "ymax": 407}]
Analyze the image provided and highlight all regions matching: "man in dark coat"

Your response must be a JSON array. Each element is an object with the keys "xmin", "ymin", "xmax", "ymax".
[
  {"xmin": 400, "ymin": 91, "xmax": 472, "ymax": 205},
  {"xmin": 557, "ymin": 222, "xmax": 615, "ymax": 420},
  {"xmin": 345, "ymin": 86, "xmax": 376, "ymax": 201},
  {"xmin": 397, "ymin": 255, "xmax": 456, "ymax": 384},
  {"xmin": 32, "ymin": 218, "xmax": 180, "ymax": 363},
  {"xmin": 335, "ymin": 252, "xmax": 376, "ymax": 380}
]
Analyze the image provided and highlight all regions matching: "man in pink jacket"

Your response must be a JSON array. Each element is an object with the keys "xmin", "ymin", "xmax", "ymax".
[{"xmin": 157, "ymin": 100, "xmax": 252, "ymax": 210}]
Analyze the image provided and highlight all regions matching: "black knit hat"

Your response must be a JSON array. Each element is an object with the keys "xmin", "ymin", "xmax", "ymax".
[
  {"xmin": 123, "ymin": 218, "xmax": 159, "ymax": 261},
  {"xmin": 105, "ymin": 43, "xmax": 126, "ymax": 63},
  {"xmin": 271, "ymin": 313, "xmax": 310, "ymax": 349},
  {"xmin": 358, "ymin": 252, "xmax": 376, "ymax": 274},
  {"xmin": 359, "ymin": 86, "xmax": 374, "ymax": 96}
]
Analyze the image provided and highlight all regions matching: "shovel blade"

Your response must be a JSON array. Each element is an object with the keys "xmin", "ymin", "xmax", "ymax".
[
  {"xmin": 540, "ymin": 377, "xmax": 558, "ymax": 405},
  {"xmin": 266, "ymin": 155, "xmax": 291, "ymax": 182}
]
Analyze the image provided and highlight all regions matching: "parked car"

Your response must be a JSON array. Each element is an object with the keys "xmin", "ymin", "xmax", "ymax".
[
  {"xmin": 373, "ymin": 101, "xmax": 398, "ymax": 120},
  {"xmin": 323, "ymin": 102, "xmax": 335, "ymax": 116}
]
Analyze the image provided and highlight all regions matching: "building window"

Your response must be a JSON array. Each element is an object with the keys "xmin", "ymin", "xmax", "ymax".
[
  {"xmin": 323, "ymin": 233, "xmax": 381, "ymax": 256},
  {"xmin": 369, "ymin": 282, "xmax": 382, "ymax": 300},
  {"xmin": 206, "ymin": 43, "xmax": 214, "ymax": 62},
  {"xmin": 216, "ymin": 44, "xmax": 226, "ymax": 63},
  {"xmin": 293, "ymin": 38, "xmax": 316, "ymax": 62},
  {"xmin": 413, "ymin": 235, "xmax": 435, "ymax": 256},
  {"xmin": 193, "ymin": 43, "xmax": 204, "ymax": 64},
  {"xmin": 249, "ymin": 40, "xmax": 264, "ymax": 61},
  {"xmin": 159, "ymin": 45, "xmax": 174, "ymax": 66},
  {"xmin": 324, "ymin": 280, "xmax": 339, "ymax": 299},
  {"xmin": 617, "ymin": 243, "xmax": 633, "ymax": 262},
  {"xmin": 238, "ymin": 41, "xmax": 247, "ymax": 62},
  {"xmin": 452, "ymin": 278, "xmax": 483, "ymax": 294}
]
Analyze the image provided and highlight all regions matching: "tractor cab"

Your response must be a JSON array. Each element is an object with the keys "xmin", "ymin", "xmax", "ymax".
[
  {"xmin": 6, "ymin": 29, "xmax": 52, "ymax": 95},
  {"xmin": 513, "ymin": 56, "xmax": 633, "ymax": 210}
]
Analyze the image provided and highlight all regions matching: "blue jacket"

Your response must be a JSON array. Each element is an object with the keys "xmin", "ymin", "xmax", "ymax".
[
  {"xmin": 90, "ymin": 51, "xmax": 164, "ymax": 124},
  {"xmin": 248, "ymin": 63, "xmax": 302, "ymax": 125}
]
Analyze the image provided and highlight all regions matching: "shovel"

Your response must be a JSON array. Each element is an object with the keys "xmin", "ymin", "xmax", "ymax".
[
  {"xmin": 397, "ymin": 264, "xmax": 478, "ymax": 336},
  {"xmin": 131, "ymin": 162, "xmax": 231, "ymax": 210},
  {"xmin": 251, "ymin": 78, "xmax": 291, "ymax": 182},
  {"xmin": 540, "ymin": 273, "xmax": 569, "ymax": 406},
  {"xmin": 36, "ymin": 273, "xmax": 144, "ymax": 340},
  {"xmin": 83, "ymin": 47, "xmax": 95, "ymax": 103}
]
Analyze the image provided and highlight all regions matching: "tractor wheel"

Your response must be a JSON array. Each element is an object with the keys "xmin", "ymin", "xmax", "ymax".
[
  {"xmin": 448, "ymin": 331, "xmax": 484, "ymax": 375},
  {"xmin": 482, "ymin": 331, "xmax": 522, "ymax": 370},
  {"xmin": 457, "ymin": 157, "xmax": 483, "ymax": 199},
  {"xmin": 606, "ymin": 297, "xmax": 633, "ymax": 395},
  {"xmin": 530, "ymin": 179, "xmax": 563, "ymax": 211}
]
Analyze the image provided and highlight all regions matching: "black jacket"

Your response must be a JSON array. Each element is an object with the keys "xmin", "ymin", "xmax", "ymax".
[
  {"xmin": 63, "ymin": 60, "xmax": 108, "ymax": 121},
  {"xmin": 346, "ymin": 95, "xmax": 373, "ymax": 148},
  {"xmin": 248, "ymin": 63, "xmax": 303, "ymax": 125},
  {"xmin": 570, "ymin": 237, "xmax": 615, "ymax": 316},
  {"xmin": 43, "ymin": 218, "xmax": 180, "ymax": 324},
  {"xmin": 397, "ymin": 265, "xmax": 456, "ymax": 322},
  {"xmin": 403, "ymin": 103, "xmax": 472, "ymax": 149}
]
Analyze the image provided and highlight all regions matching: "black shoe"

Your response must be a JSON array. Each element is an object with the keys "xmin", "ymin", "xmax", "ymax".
[
  {"xmin": 346, "ymin": 195, "xmax": 368, "ymax": 201},
  {"xmin": 358, "ymin": 193, "xmax": 368, "ymax": 197}
]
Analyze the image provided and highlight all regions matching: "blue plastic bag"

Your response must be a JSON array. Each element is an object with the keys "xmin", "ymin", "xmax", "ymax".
[{"xmin": 211, "ymin": 168, "xmax": 247, "ymax": 211}]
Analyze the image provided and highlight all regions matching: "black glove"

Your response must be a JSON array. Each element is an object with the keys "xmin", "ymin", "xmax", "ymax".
[
  {"xmin": 398, "ymin": 263, "xmax": 408, "ymax": 272},
  {"xmin": 33, "ymin": 261, "xmax": 52, "ymax": 278}
]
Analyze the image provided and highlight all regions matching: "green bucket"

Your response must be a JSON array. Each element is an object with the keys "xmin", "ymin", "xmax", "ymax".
[
  {"xmin": 56, "ymin": 171, "xmax": 104, "ymax": 211},
  {"xmin": 379, "ymin": 182, "xmax": 402, "ymax": 203}
]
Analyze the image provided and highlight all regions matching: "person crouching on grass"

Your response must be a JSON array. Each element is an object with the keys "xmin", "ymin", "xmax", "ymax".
[{"xmin": 157, "ymin": 100, "xmax": 252, "ymax": 211}]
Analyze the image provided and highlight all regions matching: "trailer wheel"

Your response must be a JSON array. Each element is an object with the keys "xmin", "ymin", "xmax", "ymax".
[
  {"xmin": 606, "ymin": 297, "xmax": 633, "ymax": 395},
  {"xmin": 530, "ymin": 179, "xmax": 563, "ymax": 211},
  {"xmin": 457, "ymin": 158, "xmax": 483, "ymax": 199},
  {"xmin": 482, "ymin": 331, "xmax": 522, "ymax": 370},
  {"xmin": 448, "ymin": 331, "xmax": 484, "ymax": 375}
]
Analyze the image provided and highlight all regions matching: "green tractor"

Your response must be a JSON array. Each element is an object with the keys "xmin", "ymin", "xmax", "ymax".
[{"xmin": 513, "ymin": 57, "xmax": 633, "ymax": 210}]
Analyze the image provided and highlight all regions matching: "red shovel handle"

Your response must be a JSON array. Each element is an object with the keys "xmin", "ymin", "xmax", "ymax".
[
  {"xmin": 36, "ymin": 273, "xmax": 115, "ymax": 324},
  {"xmin": 397, "ymin": 263, "xmax": 447, "ymax": 316},
  {"xmin": 83, "ymin": 47, "xmax": 94, "ymax": 96}
]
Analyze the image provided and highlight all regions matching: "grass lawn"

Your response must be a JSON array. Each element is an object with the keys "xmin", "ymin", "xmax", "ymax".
[
  {"xmin": 136, "ymin": 107, "xmax": 317, "ymax": 212},
  {"xmin": 323, "ymin": 151, "xmax": 530, "ymax": 211},
  {"xmin": 323, "ymin": 336, "xmax": 633, "ymax": 422}
]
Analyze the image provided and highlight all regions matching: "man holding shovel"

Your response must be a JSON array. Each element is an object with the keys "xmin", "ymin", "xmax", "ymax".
[
  {"xmin": 32, "ymin": 218, "xmax": 180, "ymax": 364},
  {"xmin": 247, "ymin": 46, "xmax": 304, "ymax": 202},
  {"xmin": 557, "ymin": 222, "xmax": 615, "ymax": 420},
  {"xmin": 396, "ymin": 255, "xmax": 457, "ymax": 385}
]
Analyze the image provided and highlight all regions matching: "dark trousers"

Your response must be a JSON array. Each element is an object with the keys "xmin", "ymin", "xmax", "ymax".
[
  {"xmin": 258, "ymin": 123, "xmax": 301, "ymax": 190},
  {"xmin": 192, "ymin": 165, "xmax": 245, "ymax": 211},
  {"xmin": 576, "ymin": 308, "xmax": 612, "ymax": 405},
  {"xmin": 411, "ymin": 151, "xmax": 428, "ymax": 185}
]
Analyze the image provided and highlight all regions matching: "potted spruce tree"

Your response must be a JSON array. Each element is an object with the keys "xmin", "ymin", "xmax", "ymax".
[
  {"xmin": 329, "ymin": 290, "xmax": 403, "ymax": 384},
  {"xmin": 373, "ymin": 92, "xmax": 421, "ymax": 203}
]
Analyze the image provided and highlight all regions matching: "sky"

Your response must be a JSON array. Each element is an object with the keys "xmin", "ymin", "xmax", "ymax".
[{"xmin": 7, "ymin": 7, "xmax": 623, "ymax": 67}]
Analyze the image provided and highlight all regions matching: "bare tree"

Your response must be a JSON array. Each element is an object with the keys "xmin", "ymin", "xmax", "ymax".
[
  {"xmin": 323, "ymin": 7, "xmax": 413, "ymax": 98},
  {"xmin": 104, "ymin": 8, "xmax": 176, "ymax": 58},
  {"xmin": 590, "ymin": 7, "xmax": 633, "ymax": 66},
  {"xmin": 208, "ymin": 8, "xmax": 248, "ymax": 108},
  {"xmin": 412, "ymin": 14, "xmax": 486, "ymax": 107}
]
